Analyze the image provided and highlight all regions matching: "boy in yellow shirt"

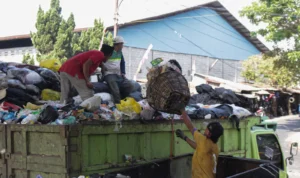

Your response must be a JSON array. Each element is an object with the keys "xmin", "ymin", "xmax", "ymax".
[{"xmin": 176, "ymin": 110, "xmax": 224, "ymax": 178}]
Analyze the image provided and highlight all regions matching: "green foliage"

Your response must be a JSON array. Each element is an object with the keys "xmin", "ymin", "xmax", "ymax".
[
  {"xmin": 22, "ymin": 54, "xmax": 35, "ymax": 65},
  {"xmin": 30, "ymin": 0, "xmax": 113, "ymax": 63},
  {"xmin": 240, "ymin": 0, "xmax": 300, "ymax": 87},
  {"xmin": 242, "ymin": 55, "xmax": 299, "ymax": 88}
]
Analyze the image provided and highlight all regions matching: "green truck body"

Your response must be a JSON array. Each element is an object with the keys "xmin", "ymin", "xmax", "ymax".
[{"xmin": 0, "ymin": 117, "xmax": 290, "ymax": 178}]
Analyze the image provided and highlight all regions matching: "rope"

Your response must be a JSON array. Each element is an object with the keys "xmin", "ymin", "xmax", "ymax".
[{"xmin": 170, "ymin": 116, "xmax": 175, "ymax": 159}]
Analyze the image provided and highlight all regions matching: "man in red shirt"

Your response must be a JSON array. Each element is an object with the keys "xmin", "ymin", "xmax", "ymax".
[{"xmin": 59, "ymin": 44, "xmax": 114, "ymax": 104}]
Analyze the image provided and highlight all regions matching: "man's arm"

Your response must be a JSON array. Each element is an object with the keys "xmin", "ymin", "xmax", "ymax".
[
  {"xmin": 83, "ymin": 59, "xmax": 93, "ymax": 82},
  {"xmin": 120, "ymin": 54, "xmax": 126, "ymax": 75}
]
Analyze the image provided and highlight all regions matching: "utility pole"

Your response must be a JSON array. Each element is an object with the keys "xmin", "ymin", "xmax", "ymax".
[{"xmin": 114, "ymin": 0, "xmax": 119, "ymax": 37}]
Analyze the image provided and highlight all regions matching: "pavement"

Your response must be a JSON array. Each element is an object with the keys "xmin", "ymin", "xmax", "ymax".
[{"xmin": 267, "ymin": 115, "xmax": 300, "ymax": 178}]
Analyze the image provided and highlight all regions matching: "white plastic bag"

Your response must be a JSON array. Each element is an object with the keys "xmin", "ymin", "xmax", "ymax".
[
  {"xmin": 94, "ymin": 93, "xmax": 114, "ymax": 107},
  {"xmin": 230, "ymin": 104, "xmax": 251, "ymax": 119},
  {"xmin": 80, "ymin": 96, "xmax": 101, "ymax": 111},
  {"xmin": 21, "ymin": 114, "xmax": 38, "ymax": 124}
]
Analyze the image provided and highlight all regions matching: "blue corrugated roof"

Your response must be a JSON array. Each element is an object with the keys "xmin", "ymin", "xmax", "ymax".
[{"xmin": 117, "ymin": 6, "xmax": 262, "ymax": 60}]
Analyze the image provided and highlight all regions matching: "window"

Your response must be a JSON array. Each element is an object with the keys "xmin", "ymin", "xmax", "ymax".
[
  {"xmin": 4, "ymin": 51, "xmax": 8, "ymax": 56},
  {"xmin": 11, "ymin": 50, "xmax": 15, "ymax": 56},
  {"xmin": 256, "ymin": 134, "xmax": 283, "ymax": 169}
]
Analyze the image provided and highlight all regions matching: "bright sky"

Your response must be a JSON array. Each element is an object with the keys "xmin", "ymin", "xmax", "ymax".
[{"xmin": 0, "ymin": 0, "xmax": 273, "ymax": 48}]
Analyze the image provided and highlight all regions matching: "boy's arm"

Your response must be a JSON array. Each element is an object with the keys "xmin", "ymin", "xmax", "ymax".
[
  {"xmin": 181, "ymin": 111, "xmax": 197, "ymax": 135},
  {"xmin": 186, "ymin": 137, "xmax": 197, "ymax": 149}
]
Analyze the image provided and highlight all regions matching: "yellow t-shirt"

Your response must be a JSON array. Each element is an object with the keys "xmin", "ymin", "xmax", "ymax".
[{"xmin": 192, "ymin": 131, "xmax": 219, "ymax": 178}]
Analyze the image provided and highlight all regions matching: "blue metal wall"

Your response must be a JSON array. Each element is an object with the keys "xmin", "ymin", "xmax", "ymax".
[{"xmin": 117, "ymin": 8, "xmax": 260, "ymax": 60}]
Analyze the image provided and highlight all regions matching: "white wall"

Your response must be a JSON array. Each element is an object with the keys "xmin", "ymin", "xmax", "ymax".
[{"xmin": 0, "ymin": 46, "xmax": 37, "ymax": 64}]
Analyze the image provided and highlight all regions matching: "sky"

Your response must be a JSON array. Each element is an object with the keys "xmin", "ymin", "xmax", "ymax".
[{"xmin": 0, "ymin": 0, "xmax": 274, "ymax": 48}]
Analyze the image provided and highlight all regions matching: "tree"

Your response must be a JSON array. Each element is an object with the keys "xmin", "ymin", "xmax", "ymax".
[
  {"xmin": 22, "ymin": 54, "xmax": 35, "ymax": 65},
  {"xmin": 31, "ymin": 0, "xmax": 62, "ymax": 56},
  {"xmin": 242, "ymin": 55, "xmax": 298, "ymax": 88},
  {"xmin": 30, "ymin": 0, "xmax": 113, "ymax": 63},
  {"xmin": 240, "ymin": 0, "xmax": 300, "ymax": 87}
]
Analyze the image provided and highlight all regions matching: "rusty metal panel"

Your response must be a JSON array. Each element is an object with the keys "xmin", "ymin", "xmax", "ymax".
[
  {"xmin": 0, "ymin": 125, "xmax": 7, "ymax": 178},
  {"xmin": 6, "ymin": 125, "xmax": 68, "ymax": 178}
]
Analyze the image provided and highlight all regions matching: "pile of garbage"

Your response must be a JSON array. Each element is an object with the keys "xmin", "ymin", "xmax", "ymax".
[{"xmin": 0, "ymin": 59, "xmax": 253, "ymax": 126}]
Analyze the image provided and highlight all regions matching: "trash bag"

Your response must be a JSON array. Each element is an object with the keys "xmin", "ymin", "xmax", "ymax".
[
  {"xmin": 36, "ymin": 68, "xmax": 61, "ymax": 91},
  {"xmin": 39, "ymin": 59, "xmax": 62, "ymax": 72},
  {"xmin": 25, "ymin": 84, "xmax": 40, "ymax": 95},
  {"xmin": 38, "ymin": 105, "xmax": 59, "ymax": 124},
  {"xmin": 215, "ymin": 88, "xmax": 240, "ymax": 104},
  {"xmin": 7, "ymin": 67, "xmax": 44, "ymax": 85},
  {"xmin": 7, "ymin": 79, "xmax": 26, "ymax": 90},
  {"xmin": 129, "ymin": 91, "xmax": 143, "ymax": 101},
  {"xmin": 139, "ymin": 100, "xmax": 155, "ymax": 120},
  {"xmin": 41, "ymin": 89, "xmax": 60, "ymax": 101},
  {"xmin": 131, "ymin": 80, "xmax": 142, "ymax": 92},
  {"xmin": 196, "ymin": 84, "xmax": 217, "ymax": 97},
  {"xmin": 80, "ymin": 96, "xmax": 101, "ymax": 111},
  {"xmin": 0, "ymin": 77, "xmax": 8, "ymax": 90},
  {"xmin": 24, "ymin": 102, "xmax": 42, "ymax": 110},
  {"xmin": 189, "ymin": 93, "xmax": 221, "ymax": 105},
  {"xmin": 94, "ymin": 92, "xmax": 113, "ymax": 101},
  {"xmin": 0, "ymin": 101, "xmax": 21, "ymax": 111},
  {"xmin": 230, "ymin": 104, "xmax": 252, "ymax": 119},
  {"xmin": 6, "ymin": 88, "xmax": 38, "ymax": 103},
  {"xmin": 92, "ymin": 82, "xmax": 110, "ymax": 93},
  {"xmin": 21, "ymin": 114, "xmax": 39, "ymax": 124},
  {"xmin": 116, "ymin": 97, "xmax": 142, "ymax": 114}
]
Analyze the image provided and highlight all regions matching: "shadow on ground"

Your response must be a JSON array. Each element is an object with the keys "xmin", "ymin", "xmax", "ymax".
[{"xmin": 277, "ymin": 119, "xmax": 300, "ymax": 132}]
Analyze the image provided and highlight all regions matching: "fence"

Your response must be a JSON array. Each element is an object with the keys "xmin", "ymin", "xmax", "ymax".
[{"xmin": 122, "ymin": 46, "xmax": 244, "ymax": 82}]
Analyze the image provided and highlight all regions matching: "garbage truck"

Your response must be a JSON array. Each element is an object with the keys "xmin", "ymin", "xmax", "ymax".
[{"xmin": 0, "ymin": 116, "xmax": 297, "ymax": 178}]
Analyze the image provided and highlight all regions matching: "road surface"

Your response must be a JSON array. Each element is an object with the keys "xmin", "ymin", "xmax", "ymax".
[{"xmin": 272, "ymin": 116, "xmax": 300, "ymax": 178}]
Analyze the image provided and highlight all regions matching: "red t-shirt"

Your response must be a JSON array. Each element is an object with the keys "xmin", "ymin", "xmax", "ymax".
[{"xmin": 59, "ymin": 50, "xmax": 105, "ymax": 79}]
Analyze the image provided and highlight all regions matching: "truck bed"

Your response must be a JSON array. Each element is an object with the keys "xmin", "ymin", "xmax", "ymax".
[{"xmin": 0, "ymin": 117, "xmax": 261, "ymax": 177}]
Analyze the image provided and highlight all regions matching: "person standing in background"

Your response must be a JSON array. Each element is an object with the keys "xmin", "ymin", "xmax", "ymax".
[{"xmin": 103, "ymin": 36, "xmax": 133, "ymax": 104}]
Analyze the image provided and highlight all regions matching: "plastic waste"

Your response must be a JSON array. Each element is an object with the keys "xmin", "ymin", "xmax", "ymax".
[
  {"xmin": 26, "ymin": 84, "xmax": 40, "ymax": 95},
  {"xmin": 39, "ymin": 59, "xmax": 62, "ymax": 72},
  {"xmin": 116, "ymin": 97, "xmax": 142, "ymax": 114},
  {"xmin": 112, "ymin": 108, "xmax": 123, "ymax": 121},
  {"xmin": 94, "ymin": 93, "xmax": 114, "ymax": 107},
  {"xmin": 21, "ymin": 114, "xmax": 38, "ymax": 124},
  {"xmin": 80, "ymin": 96, "xmax": 101, "ymax": 111},
  {"xmin": 138, "ymin": 100, "xmax": 155, "ymax": 120},
  {"xmin": 38, "ymin": 105, "xmax": 59, "ymax": 124},
  {"xmin": 7, "ymin": 67, "xmax": 44, "ymax": 85},
  {"xmin": 36, "ymin": 68, "xmax": 61, "ymax": 91},
  {"xmin": 41, "ymin": 89, "xmax": 60, "ymax": 101},
  {"xmin": 150, "ymin": 58, "xmax": 163, "ymax": 67},
  {"xmin": 2, "ymin": 112, "xmax": 15, "ymax": 121},
  {"xmin": 0, "ymin": 101, "xmax": 21, "ymax": 111},
  {"xmin": 0, "ymin": 78, "xmax": 8, "ymax": 90},
  {"xmin": 7, "ymin": 79, "xmax": 26, "ymax": 89},
  {"xmin": 24, "ymin": 102, "xmax": 42, "ymax": 110},
  {"xmin": 55, "ymin": 116, "xmax": 76, "ymax": 125}
]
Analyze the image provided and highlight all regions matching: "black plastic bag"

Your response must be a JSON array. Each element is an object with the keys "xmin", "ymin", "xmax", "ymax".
[
  {"xmin": 38, "ymin": 105, "xmax": 59, "ymax": 124},
  {"xmin": 129, "ymin": 91, "xmax": 143, "ymax": 101},
  {"xmin": 36, "ymin": 68, "xmax": 61, "ymax": 91},
  {"xmin": 131, "ymin": 80, "xmax": 142, "ymax": 92}
]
